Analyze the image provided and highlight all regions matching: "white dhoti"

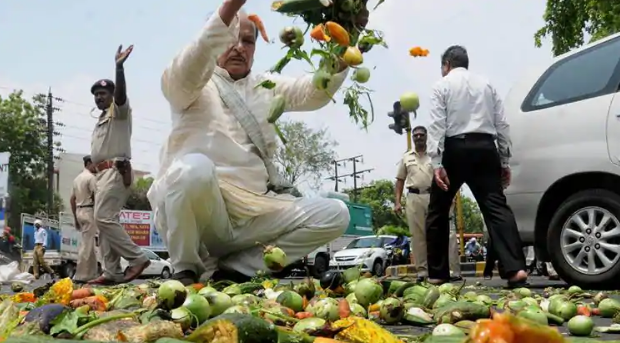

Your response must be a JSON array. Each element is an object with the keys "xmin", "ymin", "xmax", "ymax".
[{"xmin": 149, "ymin": 153, "xmax": 349, "ymax": 278}]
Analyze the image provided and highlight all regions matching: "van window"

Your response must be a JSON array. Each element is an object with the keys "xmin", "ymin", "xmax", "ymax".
[{"xmin": 523, "ymin": 37, "xmax": 620, "ymax": 111}]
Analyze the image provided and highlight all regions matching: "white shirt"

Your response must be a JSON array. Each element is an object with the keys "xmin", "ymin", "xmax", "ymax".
[
  {"xmin": 427, "ymin": 67, "xmax": 512, "ymax": 169},
  {"xmin": 34, "ymin": 227, "xmax": 47, "ymax": 247},
  {"xmin": 148, "ymin": 8, "xmax": 347, "ymax": 227}
]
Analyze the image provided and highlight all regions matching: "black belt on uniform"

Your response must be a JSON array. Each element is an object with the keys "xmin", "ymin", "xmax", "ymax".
[
  {"xmin": 408, "ymin": 187, "xmax": 430, "ymax": 194},
  {"xmin": 77, "ymin": 204, "xmax": 94, "ymax": 208},
  {"xmin": 447, "ymin": 133, "xmax": 494, "ymax": 141}
]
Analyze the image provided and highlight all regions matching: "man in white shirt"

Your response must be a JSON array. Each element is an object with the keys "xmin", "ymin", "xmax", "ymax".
[
  {"xmin": 32, "ymin": 219, "xmax": 56, "ymax": 279},
  {"xmin": 425, "ymin": 45, "xmax": 527, "ymax": 287},
  {"xmin": 147, "ymin": 0, "xmax": 365, "ymax": 285}
]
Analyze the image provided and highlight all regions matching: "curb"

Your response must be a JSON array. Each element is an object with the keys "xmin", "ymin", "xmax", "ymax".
[{"xmin": 386, "ymin": 262, "xmax": 499, "ymax": 278}]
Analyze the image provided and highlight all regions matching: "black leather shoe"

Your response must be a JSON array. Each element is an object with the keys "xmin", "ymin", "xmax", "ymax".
[
  {"xmin": 172, "ymin": 270, "xmax": 198, "ymax": 286},
  {"xmin": 210, "ymin": 269, "xmax": 252, "ymax": 284}
]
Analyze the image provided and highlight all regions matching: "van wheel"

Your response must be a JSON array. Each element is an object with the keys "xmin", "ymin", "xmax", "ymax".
[
  {"xmin": 311, "ymin": 254, "xmax": 329, "ymax": 278},
  {"xmin": 61, "ymin": 263, "xmax": 76, "ymax": 279},
  {"xmin": 547, "ymin": 189, "xmax": 620, "ymax": 289}
]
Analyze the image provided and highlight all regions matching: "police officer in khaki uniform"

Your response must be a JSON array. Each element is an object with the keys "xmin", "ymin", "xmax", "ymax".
[
  {"xmin": 70, "ymin": 155, "xmax": 99, "ymax": 283},
  {"xmin": 88, "ymin": 44, "xmax": 149, "ymax": 285},
  {"xmin": 394, "ymin": 126, "xmax": 433, "ymax": 280}
]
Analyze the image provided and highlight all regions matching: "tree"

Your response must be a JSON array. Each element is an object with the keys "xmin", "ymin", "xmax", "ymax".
[
  {"xmin": 534, "ymin": 0, "xmax": 620, "ymax": 56},
  {"xmin": 0, "ymin": 91, "xmax": 63, "ymax": 229},
  {"xmin": 459, "ymin": 192, "xmax": 485, "ymax": 233},
  {"xmin": 125, "ymin": 177, "xmax": 154, "ymax": 211},
  {"xmin": 345, "ymin": 179, "xmax": 407, "ymax": 230},
  {"xmin": 273, "ymin": 120, "xmax": 338, "ymax": 188}
]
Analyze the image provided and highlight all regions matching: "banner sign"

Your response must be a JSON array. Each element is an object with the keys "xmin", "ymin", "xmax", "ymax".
[
  {"xmin": 0, "ymin": 152, "xmax": 10, "ymax": 197},
  {"xmin": 119, "ymin": 210, "xmax": 165, "ymax": 251}
]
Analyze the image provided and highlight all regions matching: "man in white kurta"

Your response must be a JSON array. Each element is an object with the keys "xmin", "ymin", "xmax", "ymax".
[{"xmin": 148, "ymin": 0, "xmax": 353, "ymax": 285}]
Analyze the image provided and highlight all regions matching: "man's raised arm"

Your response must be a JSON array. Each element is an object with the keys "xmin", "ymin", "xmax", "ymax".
[
  {"xmin": 162, "ymin": 0, "xmax": 245, "ymax": 111},
  {"xmin": 265, "ymin": 63, "xmax": 349, "ymax": 113}
]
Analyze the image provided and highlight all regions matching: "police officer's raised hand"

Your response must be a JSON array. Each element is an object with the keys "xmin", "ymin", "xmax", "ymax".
[
  {"xmin": 116, "ymin": 45, "xmax": 134, "ymax": 66},
  {"xmin": 434, "ymin": 167, "xmax": 450, "ymax": 191}
]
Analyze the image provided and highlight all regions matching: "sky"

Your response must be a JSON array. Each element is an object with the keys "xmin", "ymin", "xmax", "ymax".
[{"xmin": 0, "ymin": 0, "xmax": 555, "ymax": 195}]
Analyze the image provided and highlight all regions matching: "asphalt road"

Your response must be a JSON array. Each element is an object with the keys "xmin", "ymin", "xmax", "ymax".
[{"xmin": 3, "ymin": 276, "xmax": 620, "ymax": 341}]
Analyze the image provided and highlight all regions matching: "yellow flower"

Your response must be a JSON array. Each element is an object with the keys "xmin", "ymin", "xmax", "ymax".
[{"xmin": 49, "ymin": 278, "xmax": 74, "ymax": 305}]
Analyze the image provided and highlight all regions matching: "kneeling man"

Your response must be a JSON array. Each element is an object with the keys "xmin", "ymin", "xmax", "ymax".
[{"xmin": 148, "ymin": 0, "xmax": 364, "ymax": 285}]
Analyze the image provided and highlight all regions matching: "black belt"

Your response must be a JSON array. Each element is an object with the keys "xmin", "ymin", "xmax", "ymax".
[
  {"xmin": 77, "ymin": 204, "xmax": 94, "ymax": 208},
  {"xmin": 447, "ymin": 133, "xmax": 494, "ymax": 141},
  {"xmin": 408, "ymin": 187, "xmax": 430, "ymax": 194}
]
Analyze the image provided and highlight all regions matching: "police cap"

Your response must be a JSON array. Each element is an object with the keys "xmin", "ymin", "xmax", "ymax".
[{"xmin": 90, "ymin": 79, "xmax": 115, "ymax": 95}]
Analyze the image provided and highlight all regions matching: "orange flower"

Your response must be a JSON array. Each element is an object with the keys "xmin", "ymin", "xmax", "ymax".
[
  {"xmin": 12, "ymin": 292, "xmax": 36, "ymax": 303},
  {"xmin": 310, "ymin": 24, "xmax": 331, "ymax": 42},
  {"xmin": 325, "ymin": 21, "xmax": 350, "ymax": 46},
  {"xmin": 409, "ymin": 46, "xmax": 429, "ymax": 57},
  {"xmin": 49, "ymin": 278, "xmax": 74, "ymax": 305}
]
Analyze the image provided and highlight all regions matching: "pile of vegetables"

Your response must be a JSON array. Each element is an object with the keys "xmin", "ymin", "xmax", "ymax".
[
  {"xmin": 264, "ymin": 0, "xmax": 392, "ymax": 132},
  {"xmin": 2, "ymin": 265, "xmax": 620, "ymax": 342}
]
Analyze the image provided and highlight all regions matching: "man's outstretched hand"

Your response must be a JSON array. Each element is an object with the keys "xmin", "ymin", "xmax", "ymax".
[
  {"xmin": 434, "ymin": 167, "xmax": 450, "ymax": 191},
  {"xmin": 116, "ymin": 44, "xmax": 133, "ymax": 66}
]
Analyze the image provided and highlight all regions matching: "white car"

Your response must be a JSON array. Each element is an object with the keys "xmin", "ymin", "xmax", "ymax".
[
  {"xmin": 121, "ymin": 249, "xmax": 173, "ymax": 279},
  {"xmin": 504, "ymin": 32, "xmax": 620, "ymax": 288},
  {"xmin": 330, "ymin": 235, "xmax": 394, "ymax": 276}
]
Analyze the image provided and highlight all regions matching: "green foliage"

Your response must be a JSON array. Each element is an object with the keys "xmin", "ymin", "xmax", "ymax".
[
  {"xmin": 125, "ymin": 177, "xmax": 154, "ymax": 211},
  {"xmin": 0, "ymin": 91, "xmax": 63, "ymax": 229},
  {"xmin": 459, "ymin": 191, "xmax": 484, "ymax": 233},
  {"xmin": 273, "ymin": 120, "xmax": 338, "ymax": 188},
  {"xmin": 344, "ymin": 179, "xmax": 407, "ymax": 230},
  {"xmin": 534, "ymin": 0, "xmax": 620, "ymax": 56},
  {"xmin": 377, "ymin": 224, "xmax": 410, "ymax": 237}
]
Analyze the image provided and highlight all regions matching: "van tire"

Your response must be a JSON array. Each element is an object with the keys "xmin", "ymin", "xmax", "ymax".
[
  {"xmin": 311, "ymin": 254, "xmax": 329, "ymax": 278},
  {"xmin": 372, "ymin": 259, "xmax": 384, "ymax": 276},
  {"xmin": 547, "ymin": 189, "xmax": 620, "ymax": 289},
  {"xmin": 61, "ymin": 262, "xmax": 76, "ymax": 278}
]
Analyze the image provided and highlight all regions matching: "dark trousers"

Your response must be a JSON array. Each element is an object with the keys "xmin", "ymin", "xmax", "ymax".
[
  {"xmin": 425, "ymin": 133, "xmax": 526, "ymax": 279},
  {"xmin": 483, "ymin": 240, "xmax": 507, "ymax": 278}
]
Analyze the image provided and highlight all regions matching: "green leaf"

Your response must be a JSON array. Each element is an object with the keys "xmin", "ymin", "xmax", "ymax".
[{"xmin": 255, "ymin": 80, "xmax": 276, "ymax": 90}]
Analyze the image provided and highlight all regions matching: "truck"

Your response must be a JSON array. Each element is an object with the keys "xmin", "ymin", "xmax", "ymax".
[
  {"xmin": 282, "ymin": 193, "xmax": 374, "ymax": 277},
  {"xmin": 20, "ymin": 213, "xmax": 102, "ymax": 278}
]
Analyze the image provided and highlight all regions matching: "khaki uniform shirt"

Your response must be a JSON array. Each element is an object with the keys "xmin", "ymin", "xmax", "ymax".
[
  {"xmin": 71, "ymin": 169, "xmax": 96, "ymax": 207},
  {"xmin": 91, "ymin": 100, "xmax": 132, "ymax": 164},
  {"xmin": 396, "ymin": 150, "xmax": 433, "ymax": 190}
]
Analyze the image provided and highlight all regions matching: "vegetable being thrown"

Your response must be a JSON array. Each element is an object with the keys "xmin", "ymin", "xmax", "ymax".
[
  {"xmin": 258, "ymin": 241, "xmax": 288, "ymax": 271},
  {"xmin": 267, "ymin": 0, "xmax": 388, "ymax": 130}
]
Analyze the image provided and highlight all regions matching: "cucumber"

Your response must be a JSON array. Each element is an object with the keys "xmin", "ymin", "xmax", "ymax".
[
  {"xmin": 433, "ymin": 301, "xmax": 491, "ymax": 324},
  {"xmin": 272, "ymin": 0, "xmax": 329, "ymax": 13},
  {"xmin": 187, "ymin": 313, "xmax": 277, "ymax": 343},
  {"xmin": 422, "ymin": 286, "xmax": 441, "ymax": 309},
  {"xmin": 402, "ymin": 284, "xmax": 428, "ymax": 298},
  {"xmin": 546, "ymin": 312, "xmax": 565, "ymax": 326},
  {"xmin": 386, "ymin": 280, "xmax": 407, "ymax": 296},
  {"xmin": 402, "ymin": 313, "xmax": 435, "ymax": 326},
  {"xmin": 393, "ymin": 282, "xmax": 416, "ymax": 297}
]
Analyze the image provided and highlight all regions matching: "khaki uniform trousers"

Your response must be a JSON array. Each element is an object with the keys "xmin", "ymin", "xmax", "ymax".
[
  {"xmin": 406, "ymin": 193, "xmax": 429, "ymax": 276},
  {"xmin": 33, "ymin": 244, "xmax": 54, "ymax": 278},
  {"xmin": 449, "ymin": 216, "xmax": 461, "ymax": 276},
  {"xmin": 94, "ymin": 168, "xmax": 148, "ymax": 281},
  {"xmin": 74, "ymin": 207, "xmax": 99, "ymax": 281}
]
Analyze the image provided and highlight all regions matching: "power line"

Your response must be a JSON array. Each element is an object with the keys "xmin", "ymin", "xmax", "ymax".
[{"xmin": 325, "ymin": 155, "xmax": 373, "ymax": 201}]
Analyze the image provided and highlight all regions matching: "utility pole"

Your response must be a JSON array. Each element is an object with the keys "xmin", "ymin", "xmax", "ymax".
[
  {"xmin": 45, "ymin": 89, "xmax": 55, "ymax": 216},
  {"xmin": 326, "ymin": 155, "xmax": 373, "ymax": 201}
]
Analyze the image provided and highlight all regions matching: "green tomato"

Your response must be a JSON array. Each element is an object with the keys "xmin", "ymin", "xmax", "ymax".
[{"xmin": 352, "ymin": 67, "xmax": 371, "ymax": 83}]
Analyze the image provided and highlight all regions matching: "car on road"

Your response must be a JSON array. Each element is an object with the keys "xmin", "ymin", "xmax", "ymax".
[
  {"xmin": 504, "ymin": 32, "xmax": 620, "ymax": 288},
  {"xmin": 121, "ymin": 248, "xmax": 173, "ymax": 279},
  {"xmin": 330, "ymin": 235, "xmax": 394, "ymax": 276}
]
